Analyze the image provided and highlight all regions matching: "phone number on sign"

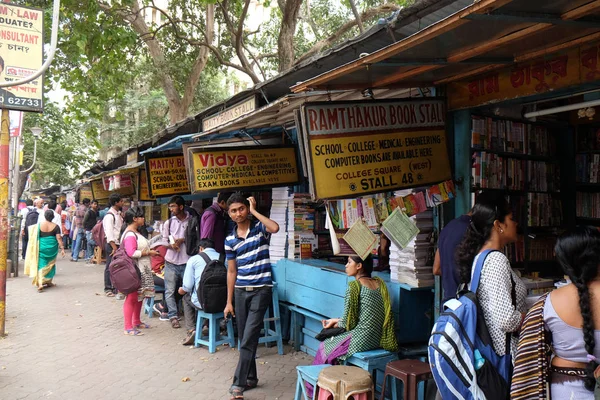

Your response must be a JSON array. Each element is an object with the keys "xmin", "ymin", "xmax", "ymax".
[{"xmin": 0, "ymin": 96, "xmax": 41, "ymax": 107}]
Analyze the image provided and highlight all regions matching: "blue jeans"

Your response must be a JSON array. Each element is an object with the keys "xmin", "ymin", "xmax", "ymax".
[
  {"xmin": 85, "ymin": 231, "xmax": 96, "ymax": 260},
  {"xmin": 164, "ymin": 262, "xmax": 186, "ymax": 319},
  {"xmin": 71, "ymin": 230, "xmax": 85, "ymax": 260}
]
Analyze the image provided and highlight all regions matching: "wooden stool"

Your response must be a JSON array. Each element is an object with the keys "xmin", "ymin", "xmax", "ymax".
[
  {"xmin": 295, "ymin": 364, "xmax": 331, "ymax": 400},
  {"xmin": 379, "ymin": 359, "xmax": 432, "ymax": 400},
  {"xmin": 92, "ymin": 246, "xmax": 105, "ymax": 264},
  {"xmin": 195, "ymin": 310, "xmax": 235, "ymax": 353},
  {"xmin": 316, "ymin": 365, "xmax": 374, "ymax": 400}
]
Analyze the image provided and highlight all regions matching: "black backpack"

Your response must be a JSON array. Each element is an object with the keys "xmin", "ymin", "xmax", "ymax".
[
  {"xmin": 196, "ymin": 252, "xmax": 228, "ymax": 313},
  {"xmin": 185, "ymin": 207, "xmax": 219, "ymax": 256}
]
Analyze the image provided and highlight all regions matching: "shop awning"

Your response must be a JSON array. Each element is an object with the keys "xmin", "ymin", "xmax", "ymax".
[
  {"xmin": 291, "ymin": 0, "xmax": 600, "ymax": 93},
  {"xmin": 139, "ymin": 134, "xmax": 196, "ymax": 155}
]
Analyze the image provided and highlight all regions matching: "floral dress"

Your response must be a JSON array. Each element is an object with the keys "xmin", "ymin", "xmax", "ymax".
[{"xmin": 122, "ymin": 230, "xmax": 155, "ymax": 300}]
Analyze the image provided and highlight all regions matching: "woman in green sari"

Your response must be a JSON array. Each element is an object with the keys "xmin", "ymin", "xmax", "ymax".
[{"xmin": 24, "ymin": 210, "xmax": 65, "ymax": 292}]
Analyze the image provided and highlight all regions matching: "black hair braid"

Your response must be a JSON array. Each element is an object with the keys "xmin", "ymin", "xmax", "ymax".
[
  {"xmin": 574, "ymin": 279, "xmax": 598, "ymax": 391},
  {"xmin": 456, "ymin": 225, "xmax": 487, "ymax": 284}
]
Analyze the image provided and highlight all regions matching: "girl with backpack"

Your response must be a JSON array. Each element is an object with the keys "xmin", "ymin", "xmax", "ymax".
[{"xmin": 120, "ymin": 207, "xmax": 158, "ymax": 336}]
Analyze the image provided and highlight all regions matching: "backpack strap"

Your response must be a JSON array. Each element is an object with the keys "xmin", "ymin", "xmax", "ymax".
[
  {"xmin": 218, "ymin": 253, "xmax": 225, "ymax": 264},
  {"xmin": 198, "ymin": 252, "xmax": 211, "ymax": 265},
  {"xmin": 470, "ymin": 249, "xmax": 496, "ymax": 294}
]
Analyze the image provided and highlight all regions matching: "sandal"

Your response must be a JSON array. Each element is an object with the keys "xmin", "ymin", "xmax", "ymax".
[
  {"xmin": 37, "ymin": 287, "xmax": 43, "ymax": 293},
  {"xmin": 170, "ymin": 318, "xmax": 181, "ymax": 329},
  {"xmin": 135, "ymin": 323, "xmax": 151, "ymax": 329},
  {"xmin": 124, "ymin": 329, "xmax": 144, "ymax": 336},
  {"xmin": 105, "ymin": 291, "xmax": 115, "ymax": 297},
  {"xmin": 229, "ymin": 388, "xmax": 244, "ymax": 399}
]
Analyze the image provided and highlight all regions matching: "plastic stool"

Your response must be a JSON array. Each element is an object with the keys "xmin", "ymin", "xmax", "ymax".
[
  {"xmin": 316, "ymin": 365, "xmax": 374, "ymax": 400},
  {"xmin": 195, "ymin": 310, "xmax": 235, "ymax": 353},
  {"xmin": 295, "ymin": 364, "xmax": 331, "ymax": 400},
  {"xmin": 344, "ymin": 349, "xmax": 398, "ymax": 395},
  {"xmin": 379, "ymin": 359, "xmax": 432, "ymax": 400},
  {"xmin": 143, "ymin": 285, "xmax": 165, "ymax": 318},
  {"xmin": 238, "ymin": 282, "xmax": 284, "ymax": 355}
]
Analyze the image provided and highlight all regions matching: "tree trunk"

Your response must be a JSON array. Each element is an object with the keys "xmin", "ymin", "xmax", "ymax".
[{"xmin": 277, "ymin": 0, "xmax": 304, "ymax": 72}]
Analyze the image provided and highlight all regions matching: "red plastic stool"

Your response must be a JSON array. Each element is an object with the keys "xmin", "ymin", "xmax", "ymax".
[{"xmin": 379, "ymin": 359, "xmax": 432, "ymax": 400}]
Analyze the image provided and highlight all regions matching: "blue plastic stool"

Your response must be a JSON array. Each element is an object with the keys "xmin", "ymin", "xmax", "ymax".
[
  {"xmin": 195, "ymin": 310, "xmax": 235, "ymax": 353},
  {"xmin": 237, "ymin": 282, "xmax": 284, "ymax": 355},
  {"xmin": 294, "ymin": 364, "xmax": 331, "ymax": 400},
  {"xmin": 344, "ymin": 349, "xmax": 398, "ymax": 396},
  {"xmin": 143, "ymin": 285, "xmax": 165, "ymax": 318}
]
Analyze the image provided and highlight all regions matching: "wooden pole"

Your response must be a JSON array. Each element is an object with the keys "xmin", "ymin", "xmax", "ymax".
[{"xmin": 0, "ymin": 108, "xmax": 10, "ymax": 336}]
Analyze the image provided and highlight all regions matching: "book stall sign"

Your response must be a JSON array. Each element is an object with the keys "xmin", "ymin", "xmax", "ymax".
[
  {"xmin": 187, "ymin": 146, "xmax": 300, "ymax": 194},
  {"xmin": 449, "ymin": 42, "xmax": 600, "ymax": 110},
  {"xmin": 90, "ymin": 179, "xmax": 110, "ymax": 200},
  {"xmin": 138, "ymin": 170, "xmax": 154, "ymax": 201},
  {"xmin": 0, "ymin": 4, "xmax": 44, "ymax": 112},
  {"xmin": 303, "ymin": 99, "xmax": 451, "ymax": 199},
  {"xmin": 145, "ymin": 155, "xmax": 190, "ymax": 197},
  {"xmin": 79, "ymin": 185, "xmax": 93, "ymax": 201}
]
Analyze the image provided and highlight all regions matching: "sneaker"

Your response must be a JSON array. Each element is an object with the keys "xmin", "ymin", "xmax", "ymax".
[
  {"xmin": 158, "ymin": 313, "xmax": 169, "ymax": 321},
  {"xmin": 182, "ymin": 330, "xmax": 196, "ymax": 346},
  {"xmin": 153, "ymin": 303, "xmax": 165, "ymax": 315},
  {"xmin": 116, "ymin": 293, "xmax": 126, "ymax": 300}
]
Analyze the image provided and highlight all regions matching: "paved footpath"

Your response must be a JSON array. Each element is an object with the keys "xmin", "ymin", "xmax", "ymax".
[{"xmin": 0, "ymin": 257, "xmax": 313, "ymax": 400}]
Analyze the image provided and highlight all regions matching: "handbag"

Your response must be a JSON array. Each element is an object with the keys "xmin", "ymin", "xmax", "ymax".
[{"xmin": 315, "ymin": 327, "xmax": 346, "ymax": 341}]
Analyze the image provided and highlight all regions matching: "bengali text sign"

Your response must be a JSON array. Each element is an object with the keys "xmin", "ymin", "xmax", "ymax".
[
  {"xmin": 145, "ymin": 155, "xmax": 190, "ymax": 197},
  {"xmin": 91, "ymin": 179, "xmax": 110, "ymax": 200},
  {"xmin": 189, "ymin": 146, "xmax": 299, "ymax": 193},
  {"xmin": 303, "ymin": 100, "xmax": 451, "ymax": 199},
  {"xmin": 0, "ymin": 4, "xmax": 44, "ymax": 112}
]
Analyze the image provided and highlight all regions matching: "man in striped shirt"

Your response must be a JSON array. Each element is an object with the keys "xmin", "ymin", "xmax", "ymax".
[{"xmin": 223, "ymin": 193, "xmax": 279, "ymax": 400}]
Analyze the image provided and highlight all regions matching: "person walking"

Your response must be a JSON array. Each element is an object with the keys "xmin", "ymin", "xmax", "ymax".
[
  {"xmin": 24, "ymin": 210, "xmax": 65, "ymax": 292},
  {"xmin": 83, "ymin": 200, "xmax": 99, "ymax": 263},
  {"xmin": 162, "ymin": 195, "xmax": 192, "ymax": 328},
  {"xmin": 223, "ymin": 193, "xmax": 279, "ymax": 400},
  {"xmin": 71, "ymin": 198, "xmax": 90, "ymax": 262},
  {"xmin": 121, "ymin": 206, "xmax": 157, "ymax": 336},
  {"xmin": 20, "ymin": 199, "xmax": 34, "ymax": 260},
  {"xmin": 103, "ymin": 194, "xmax": 124, "ymax": 297}
]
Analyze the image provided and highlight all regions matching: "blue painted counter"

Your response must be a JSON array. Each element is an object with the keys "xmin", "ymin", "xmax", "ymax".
[{"xmin": 273, "ymin": 258, "xmax": 434, "ymax": 355}]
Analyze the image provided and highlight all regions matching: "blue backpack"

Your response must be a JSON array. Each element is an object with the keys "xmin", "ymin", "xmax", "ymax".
[{"xmin": 428, "ymin": 249, "xmax": 514, "ymax": 400}]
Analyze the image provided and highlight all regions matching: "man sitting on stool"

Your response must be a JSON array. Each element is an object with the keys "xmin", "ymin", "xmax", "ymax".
[{"xmin": 178, "ymin": 238, "xmax": 224, "ymax": 345}]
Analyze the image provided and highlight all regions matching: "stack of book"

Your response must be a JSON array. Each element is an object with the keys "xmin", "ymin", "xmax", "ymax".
[
  {"xmin": 290, "ymin": 193, "xmax": 317, "ymax": 259},
  {"xmin": 269, "ymin": 187, "xmax": 292, "ymax": 264}
]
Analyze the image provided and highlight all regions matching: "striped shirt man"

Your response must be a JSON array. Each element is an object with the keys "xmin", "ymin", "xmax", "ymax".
[{"xmin": 224, "ymin": 220, "xmax": 272, "ymax": 288}]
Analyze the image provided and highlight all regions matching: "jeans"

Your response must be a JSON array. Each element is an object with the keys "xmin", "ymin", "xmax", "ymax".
[
  {"xmin": 85, "ymin": 231, "xmax": 96, "ymax": 260},
  {"xmin": 71, "ymin": 230, "xmax": 85, "ymax": 260},
  {"xmin": 62, "ymin": 235, "xmax": 70, "ymax": 250},
  {"xmin": 164, "ymin": 262, "xmax": 186, "ymax": 319},
  {"xmin": 104, "ymin": 243, "xmax": 117, "ymax": 292},
  {"xmin": 232, "ymin": 286, "xmax": 272, "ymax": 389},
  {"xmin": 183, "ymin": 293, "xmax": 200, "ymax": 332}
]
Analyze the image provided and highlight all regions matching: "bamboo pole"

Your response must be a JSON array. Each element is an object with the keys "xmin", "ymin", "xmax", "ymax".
[{"xmin": 0, "ymin": 108, "xmax": 10, "ymax": 336}]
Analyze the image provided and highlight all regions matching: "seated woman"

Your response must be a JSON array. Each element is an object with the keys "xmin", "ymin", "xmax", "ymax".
[
  {"xmin": 513, "ymin": 227, "xmax": 600, "ymax": 399},
  {"xmin": 306, "ymin": 255, "xmax": 397, "ymax": 394}
]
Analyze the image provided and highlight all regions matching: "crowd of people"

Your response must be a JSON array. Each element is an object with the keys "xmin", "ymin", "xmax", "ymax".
[{"xmin": 18, "ymin": 188, "xmax": 600, "ymax": 399}]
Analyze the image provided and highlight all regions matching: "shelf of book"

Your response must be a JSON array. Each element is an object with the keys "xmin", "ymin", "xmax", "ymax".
[{"xmin": 576, "ymin": 217, "xmax": 600, "ymax": 226}]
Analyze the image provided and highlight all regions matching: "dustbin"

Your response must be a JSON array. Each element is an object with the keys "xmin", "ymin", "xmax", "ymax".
[{"xmin": 7, "ymin": 215, "xmax": 21, "ymax": 277}]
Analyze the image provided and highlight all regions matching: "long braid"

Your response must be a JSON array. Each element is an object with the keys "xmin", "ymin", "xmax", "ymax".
[{"xmin": 574, "ymin": 279, "xmax": 598, "ymax": 391}]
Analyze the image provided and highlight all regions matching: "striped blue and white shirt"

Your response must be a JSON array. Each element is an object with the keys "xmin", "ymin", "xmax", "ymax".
[{"xmin": 224, "ymin": 220, "xmax": 272, "ymax": 288}]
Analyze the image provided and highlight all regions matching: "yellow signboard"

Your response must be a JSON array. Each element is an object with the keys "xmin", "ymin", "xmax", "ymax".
[
  {"xmin": 187, "ymin": 146, "xmax": 299, "ymax": 193},
  {"xmin": 138, "ymin": 169, "xmax": 154, "ymax": 201},
  {"xmin": 90, "ymin": 179, "xmax": 110, "ymax": 200},
  {"xmin": 448, "ymin": 43, "xmax": 600, "ymax": 110},
  {"xmin": 0, "ymin": 4, "xmax": 44, "ymax": 112},
  {"xmin": 145, "ymin": 155, "xmax": 190, "ymax": 197},
  {"xmin": 303, "ymin": 100, "xmax": 451, "ymax": 199},
  {"xmin": 79, "ymin": 185, "xmax": 93, "ymax": 202}
]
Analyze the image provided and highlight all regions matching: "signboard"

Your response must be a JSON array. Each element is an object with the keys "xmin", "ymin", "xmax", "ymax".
[
  {"xmin": 186, "ymin": 146, "xmax": 300, "ymax": 194},
  {"xmin": 103, "ymin": 174, "xmax": 133, "ymax": 191},
  {"xmin": 126, "ymin": 149, "xmax": 138, "ymax": 165},
  {"xmin": 0, "ymin": 4, "xmax": 44, "ymax": 112},
  {"xmin": 138, "ymin": 169, "xmax": 154, "ymax": 201},
  {"xmin": 79, "ymin": 185, "xmax": 93, "ymax": 202},
  {"xmin": 449, "ymin": 43, "xmax": 600, "ymax": 109},
  {"xmin": 90, "ymin": 179, "xmax": 110, "ymax": 200},
  {"xmin": 202, "ymin": 96, "xmax": 257, "ymax": 132},
  {"xmin": 303, "ymin": 99, "xmax": 451, "ymax": 199},
  {"xmin": 145, "ymin": 155, "xmax": 190, "ymax": 197}
]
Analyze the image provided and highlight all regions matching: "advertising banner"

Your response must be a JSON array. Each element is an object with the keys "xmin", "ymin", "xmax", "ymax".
[
  {"xmin": 145, "ymin": 155, "xmax": 190, "ymax": 197},
  {"xmin": 0, "ymin": 4, "xmax": 44, "ymax": 112},
  {"xmin": 303, "ymin": 99, "xmax": 451, "ymax": 199},
  {"xmin": 187, "ymin": 146, "xmax": 299, "ymax": 194},
  {"xmin": 79, "ymin": 185, "xmax": 93, "ymax": 202},
  {"xmin": 90, "ymin": 179, "xmax": 110, "ymax": 200}
]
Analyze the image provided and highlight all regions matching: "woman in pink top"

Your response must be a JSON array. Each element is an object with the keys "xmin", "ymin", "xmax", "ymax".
[{"xmin": 121, "ymin": 207, "xmax": 159, "ymax": 336}]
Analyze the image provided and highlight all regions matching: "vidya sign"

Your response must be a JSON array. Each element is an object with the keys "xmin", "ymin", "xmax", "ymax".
[
  {"xmin": 187, "ymin": 146, "xmax": 299, "ymax": 194},
  {"xmin": 0, "ymin": 4, "xmax": 44, "ymax": 112},
  {"xmin": 202, "ymin": 96, "xmax": 257, "ymax": 132},
  {"xmin": 302, "ymin": 99, "xmax": 451, "ymax": 199}
]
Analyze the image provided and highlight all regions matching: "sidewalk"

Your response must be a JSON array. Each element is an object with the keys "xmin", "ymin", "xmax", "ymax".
[{"xmin": 0, "ymin": 257, "xmax": 313, "ymax": 400}]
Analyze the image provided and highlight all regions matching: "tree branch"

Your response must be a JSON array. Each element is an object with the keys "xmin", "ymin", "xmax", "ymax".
[{"xmin": 348, "ymin": 0, "xmax": 364, "ymax": 34}]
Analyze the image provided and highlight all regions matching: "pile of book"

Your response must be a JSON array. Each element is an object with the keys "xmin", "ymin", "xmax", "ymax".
[
  {"xmin": 291, "ymin": 193, "xmax": 317, "ymax": 259},
  {"xmin": 269, "ymin": 187, "xmax": 292, "ymax": 264},
  {"xmin": 388, "ymin": 190, "xmax": 435, "ymax": 287}
]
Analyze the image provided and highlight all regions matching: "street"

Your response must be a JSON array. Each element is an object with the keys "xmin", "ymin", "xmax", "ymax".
[{"xmin": 0, "ymin": 258, "xmax": 312, "ymax": 400}]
